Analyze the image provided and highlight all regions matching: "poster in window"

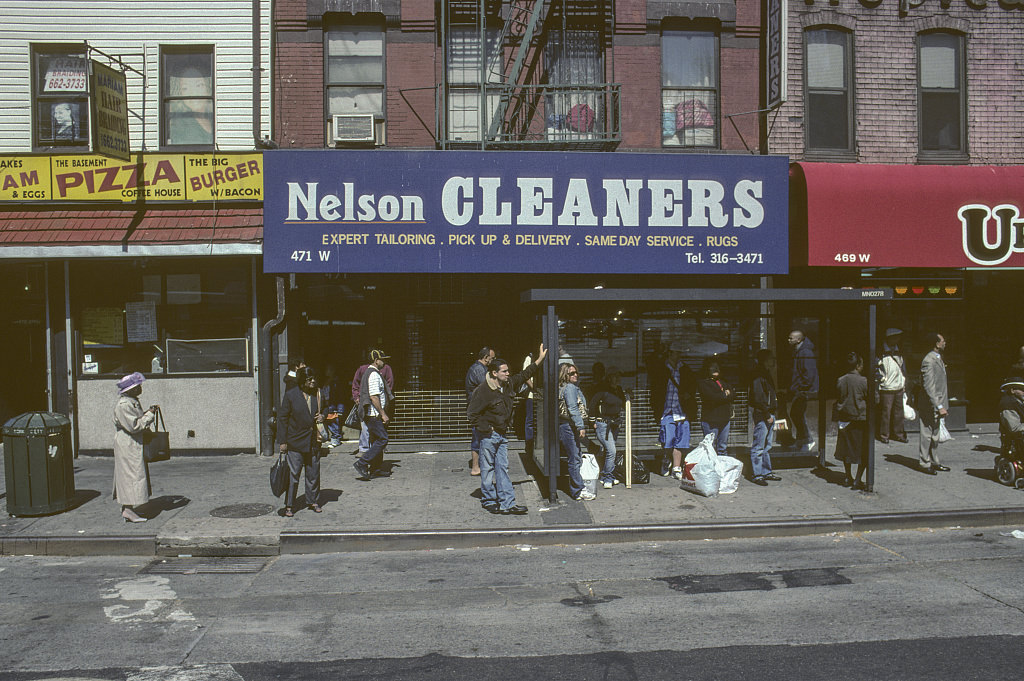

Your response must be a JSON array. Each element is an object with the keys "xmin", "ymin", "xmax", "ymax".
[
  {"xmin": 166, "ymin": 273, "xmax": 201, "ymax": 304},
  {"xmin": 125, "ymin": 301, "xmax": 158, "ymax": 343},
  {"xmin": 81, "ymin": 307, "xmax": 124, "ymax": 346},
  {"xmin": 42, "ymin": 56, "xmax": 87, "ymax": 92}
]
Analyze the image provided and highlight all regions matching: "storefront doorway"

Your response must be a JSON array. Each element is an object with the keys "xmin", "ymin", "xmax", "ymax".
[{"xmin": 0, "ymin": 264, "xmax": 49, "ymax": 426}]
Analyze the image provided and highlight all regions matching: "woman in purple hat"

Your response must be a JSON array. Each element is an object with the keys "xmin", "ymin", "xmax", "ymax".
[{"xmin": 113, "ymin": 372, "xmax": 158, "ymax": 523}]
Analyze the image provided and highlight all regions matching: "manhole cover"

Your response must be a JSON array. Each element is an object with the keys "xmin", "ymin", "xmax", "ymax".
[
  {"xmin": 209, "ymin": 503, "xmax": 275, "ymax": 518},
  {"xmin": 142, "ymin": 557, "xmax": 269, "ymax": 574}
]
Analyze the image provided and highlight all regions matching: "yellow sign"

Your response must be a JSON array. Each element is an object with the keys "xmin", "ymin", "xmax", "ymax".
[
  {"xmin": 91, "ymin": 61, "xmax": 130, "ymax": 161},
  {"xmin": 0, "ymin": 152, "xmax": 263, "ymax": 202}
]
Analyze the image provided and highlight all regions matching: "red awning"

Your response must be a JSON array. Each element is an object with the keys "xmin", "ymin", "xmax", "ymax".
[
  {"xmin": 0, "ymin": 206, "xmax": 262, "ymax": 249},
  {"xmin": 793, "ymin": 162, "xmax": 1024, "ymax": 268}
]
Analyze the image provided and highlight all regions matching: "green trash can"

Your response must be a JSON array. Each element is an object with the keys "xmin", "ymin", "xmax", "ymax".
[{"xmin": 2, "ymin": 411, "xmax": 75, "ymax": 516}]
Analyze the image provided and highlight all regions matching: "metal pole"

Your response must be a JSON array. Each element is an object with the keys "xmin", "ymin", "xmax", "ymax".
[
  {"xmin": 543, "ymin": 305, "xmax": 560, "ymax": 503},
  {"xmin": 818, "ymin": 313, "xmax": 829, "ymax": 468},
  {"xmin": 624, "ymin": 397, "xmax": 632, "ymax": 488},
  {"xmin": 867, "ymin": 303, "xmax": 877, "ymax": 492}
]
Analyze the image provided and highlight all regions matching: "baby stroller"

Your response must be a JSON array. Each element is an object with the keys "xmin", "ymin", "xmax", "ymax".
[{"xmin": 994, "ymin": 434, "xmax": 1024, "ymax": 488}]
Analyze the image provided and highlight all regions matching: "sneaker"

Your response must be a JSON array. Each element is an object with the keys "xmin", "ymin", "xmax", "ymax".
[
  {"xmin": 603, "ymin": 481, "xmax": 614, "ymax": 489},
  {"xmin": 671, "ymin": 466, "xmax": 683, "ymax": 481},
  {"xmin": 576, "ymin": 490, "xmax": 596, "ymax": 501}
]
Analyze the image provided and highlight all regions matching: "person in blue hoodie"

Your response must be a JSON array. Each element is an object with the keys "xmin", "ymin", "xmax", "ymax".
[{"xmin": 787, "ymin": 329, "xmax": 819, "ymax": 452}]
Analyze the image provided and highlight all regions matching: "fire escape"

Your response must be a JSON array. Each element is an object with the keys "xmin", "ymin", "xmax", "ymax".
[{"xmin": 437, "ymin": 0, "xmax": 620, "ymax": 150}]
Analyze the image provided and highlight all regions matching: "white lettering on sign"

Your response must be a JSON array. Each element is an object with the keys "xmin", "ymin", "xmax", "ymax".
[
  {"xmin": 960, "ymin": 203, "xmax": 1024, "ymax": 266},
  {"xmin": 287, "ymin": 182, "xmax": 425, "ymax": 223}
]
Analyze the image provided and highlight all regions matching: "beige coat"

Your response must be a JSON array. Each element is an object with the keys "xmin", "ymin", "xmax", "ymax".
[{"xmin": 113, "ymin": 395, "xmax": 155, "ymax": 506}]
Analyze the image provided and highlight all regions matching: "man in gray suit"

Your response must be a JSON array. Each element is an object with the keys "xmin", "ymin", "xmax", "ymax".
[{"xmin": 919, "ymin": 332, "xmax": 950, "ymax": 475}]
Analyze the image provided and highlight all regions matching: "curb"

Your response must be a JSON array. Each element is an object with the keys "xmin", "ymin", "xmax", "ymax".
[
  {"xmin": 849, "ymin": 507, "xmax": 1024, "ymax": 531},
  {"xmin": 280, "ymin": 516, "xmax": 853, "ymax": 553},
  {"xmin": 4, "ymin": 507, "xmax": 1024, "ymax": 556},
  {"xmin": 0, "ymin": 535, "xmax": 155, "ymax": 556}
]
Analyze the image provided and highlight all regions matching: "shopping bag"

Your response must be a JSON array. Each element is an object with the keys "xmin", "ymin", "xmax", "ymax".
[
  {"xmin": 773, "ymin": 418, "xmax": 790, "ymax": 437},
  {"xmin": 902, "ymin": 393, "xmax": 917, "ymax": 422},
  {"xmin": 680, "ymin": 433, "xmax": 720, "ymax": 497},
  {"xmin": 270, "ymin": 451, "xmax": 288, "ymax": 497},
  {"xmin": 143, "ymin": 407, "xmax": 171, "ymax": 463},
  {"xmin": 937, "ymin": 417, "xmax": 953, "ymax": 443},
  {"xmin": 715, "ymin": 456, "xmax": 744, "ymax": 494},
  {"xmin": 344, "ymin": 403, "xmax": 360, "ymax": 429},
  {"xmin": 581, "ymin": 452, "xmax": 600, "ymax": 494}
]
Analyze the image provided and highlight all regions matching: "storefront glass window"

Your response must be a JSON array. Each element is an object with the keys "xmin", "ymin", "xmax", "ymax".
[{"xmin": 72, "ymin": 259, "xmax": 251, "ymax": 377}]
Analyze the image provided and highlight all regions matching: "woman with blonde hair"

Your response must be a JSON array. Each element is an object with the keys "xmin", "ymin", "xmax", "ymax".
[{"xmin": 558, "ymin": 363, "xmax": 593, "ymax": 501}]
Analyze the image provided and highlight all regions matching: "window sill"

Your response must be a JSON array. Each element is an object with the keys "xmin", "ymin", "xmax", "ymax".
[
  {"xmin": 917, "ymin": 152, "xmax": 969, "ymax": 165},
  {"xmin": 803, "ymin": 150, "xmax": 857, "ymax": 163}
]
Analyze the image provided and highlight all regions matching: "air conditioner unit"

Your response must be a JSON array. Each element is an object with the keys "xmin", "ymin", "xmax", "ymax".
[{"xmin": 332, "ymin": 114, "xmax": 376, "ymax": 143}]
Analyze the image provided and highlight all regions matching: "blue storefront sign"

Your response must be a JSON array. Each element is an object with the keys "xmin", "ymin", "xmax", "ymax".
[{"xmin": 263, "ymin": 150, "xmax": 788, "ymax": 274}]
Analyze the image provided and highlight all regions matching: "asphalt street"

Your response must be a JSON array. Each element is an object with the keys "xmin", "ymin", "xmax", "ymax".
[{"xmin": 3, "ymin": 527, "xmax": 1024, "ymax": 679}]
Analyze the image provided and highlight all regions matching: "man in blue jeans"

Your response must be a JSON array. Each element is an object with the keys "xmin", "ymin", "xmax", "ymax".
[
  {"xmin": 354, "ymin": 349, "xmax": 394, "ymax": 481},
  {"xmin": 749, "ymin": 349, "xmax": 781, "ymax": 485},
  {"xmin": 467, "ymin": 344, "xmax": 547, "ymax": 515}
]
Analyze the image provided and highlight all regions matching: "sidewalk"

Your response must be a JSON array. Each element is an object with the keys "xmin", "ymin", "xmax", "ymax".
[{"xmin": 3, "ymin": 427, "xmax": 1023, "ymax": 556}]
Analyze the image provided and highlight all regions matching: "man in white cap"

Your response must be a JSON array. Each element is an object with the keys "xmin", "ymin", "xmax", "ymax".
[
  {"xmin": 877, "ymin": 327, "xmax": 908, "ymax": 444},
  {"xmin": 354, "ymin": 348, "xmax": 394, "ymax": 480}
]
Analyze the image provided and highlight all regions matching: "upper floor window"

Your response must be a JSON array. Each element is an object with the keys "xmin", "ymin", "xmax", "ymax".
[
  {"xmin": 161, "ymin": 47, "xmax": 214, "ymax": 148},
  {"xmin": 326, "ymin": 21, "xmax": 385, "ymax": 144},
  {"xmin": 32, "ymin": 46, "xmax": 89, "ymax": 148},
  {"xmin": 805, "ymin": 28, "xmax": 853, "ymax": 154},
  {"xmin": 919, "ymin": 32, "xmax": 965, "ymax": 156},
  {"xmin": 662, "ymin": 30, "xmax": 718, "ymax": 148},
  {"xmin": 446, "ymin": 25, "xmax": 500, "ymax": 142},
  {"xmin": 545, "ymin": 29, "xmax": 604, "ymax": 140}
]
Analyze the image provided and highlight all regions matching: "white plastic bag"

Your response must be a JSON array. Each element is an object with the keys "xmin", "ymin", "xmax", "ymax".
[
  {"xmin": 902, "ymin": 393, "xmax": 917, "ymax": 421},
  {"xmin": 937, "ymin": 417, "xmax": 952, "ymax": 443},
  {"xmin": 580, "ymin": 452, "xmax": 600, "ymax": 494},
  {"xmin": 680, "ymin": 433, "xmax": 720, "ymax": 497},
  {"xmin": 715, "ymin": 455, "xmax": 744, "ymax": 494}
]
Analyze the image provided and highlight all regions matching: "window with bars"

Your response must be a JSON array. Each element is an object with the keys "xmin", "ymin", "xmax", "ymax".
[
  {"xmin": 161, "ymin": 47, "xmax": 214, "ymax": 148},
  {"xmin": 661, "ymin": 30, "xmax": 718, "ymax": 148},
  {"xmin": 805, "ymin": 28, "xmax": 853, "ymax": 153},
  {"xmin": 545, "ymin": 30, "xmax": 604, "ymax": 139},
  {"xmin": 919, "ymin": 31, "xmax": 965, "ymax": 156},
  {"xmin": 32, "ymin": 45, "xmax": 89, "ymax": 149}
]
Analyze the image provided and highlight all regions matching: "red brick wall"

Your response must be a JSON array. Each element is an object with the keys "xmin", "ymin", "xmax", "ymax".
[
  {"xmin": 274, "ymin": 0, "xmax": 767, "ymax": 153},
  {"xmin": 770, "ymin": 3, "xmax": 1024, "ymax": 164}
]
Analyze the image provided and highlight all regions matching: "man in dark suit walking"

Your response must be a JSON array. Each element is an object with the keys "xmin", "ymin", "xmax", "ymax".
[{"xmin": 278, "ymin": 366, "xmax": 326, "ymax": 516}]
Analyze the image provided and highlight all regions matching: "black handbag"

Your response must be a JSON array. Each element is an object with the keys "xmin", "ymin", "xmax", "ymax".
[
  {"xmin": 270, "ymin": 451, "xmax": 288, "ymax": 497},
  {"xmin": 143, "ymin": 407, "xmax": 171, "ymax": 463}
]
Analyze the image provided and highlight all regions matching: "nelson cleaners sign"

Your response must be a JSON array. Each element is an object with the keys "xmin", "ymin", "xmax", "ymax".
[{"xmin": 263, "ymin": 151, "xmax": 789, "ymax": 274}]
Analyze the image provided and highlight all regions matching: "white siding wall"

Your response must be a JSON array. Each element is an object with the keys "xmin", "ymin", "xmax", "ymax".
[{"xmin": 0, "ymin": 0, "xmax": 271, "ymax": 153}]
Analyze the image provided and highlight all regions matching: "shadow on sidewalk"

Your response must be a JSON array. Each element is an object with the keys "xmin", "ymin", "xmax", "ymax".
[{"xmin": 139, "ymin": 494, "xmax": 189, "ymax": 519}]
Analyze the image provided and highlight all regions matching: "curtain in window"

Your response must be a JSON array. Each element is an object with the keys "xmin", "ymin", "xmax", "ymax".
[{"xmin": 546, "ymin": 31, "xmax": 603, "ymax": 136}]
